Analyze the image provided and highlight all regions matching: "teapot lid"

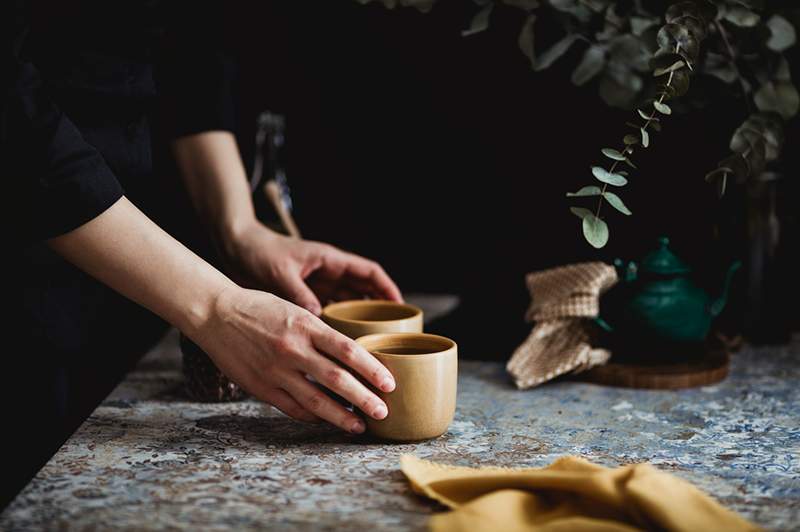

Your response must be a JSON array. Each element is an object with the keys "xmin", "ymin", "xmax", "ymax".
[{"xmin": 639, "ymin": 237, "xmax": 691, "ymax": 275}]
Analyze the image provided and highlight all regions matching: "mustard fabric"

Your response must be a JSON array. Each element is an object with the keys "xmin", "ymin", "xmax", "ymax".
[{"xmin": 401, "ymin": 455, "xmax": 761, "ymax": 532}]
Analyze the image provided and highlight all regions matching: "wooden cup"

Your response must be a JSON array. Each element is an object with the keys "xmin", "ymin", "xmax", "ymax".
[
  {"xmin": 356, "ymin": 333, "xmax": 458, "ymax": 441},
  {"xmin": 321, "ymin": 300, "xmax": 423, "ymax": 339}
]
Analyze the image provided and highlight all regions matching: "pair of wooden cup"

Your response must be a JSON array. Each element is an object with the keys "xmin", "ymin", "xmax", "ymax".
[{"xmin": 322, "ymin": 301, "xmax": 458, "ymax": 441}]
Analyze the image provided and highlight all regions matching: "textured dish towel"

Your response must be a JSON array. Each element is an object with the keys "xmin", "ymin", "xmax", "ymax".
[
  {"xmin": 507, "ymin": 262, "xmax": 618, "ymax": 389},
  {"xmin": 401, "ymin": 455, "xmax": 760, "ymax": 532}
]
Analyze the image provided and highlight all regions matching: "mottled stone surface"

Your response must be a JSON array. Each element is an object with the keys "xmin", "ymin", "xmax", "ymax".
[{"xmin": 2, "ymin": 327, "xmax": 798, "ymax": 530}]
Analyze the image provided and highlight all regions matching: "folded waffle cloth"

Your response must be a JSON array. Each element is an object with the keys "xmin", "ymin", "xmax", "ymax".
[
  {"xmin": 401, "ymin": 455, "xmax": 760, "ymax": 532},
  {"xmin": 507, "ymin": 262, "xmax": 618, "ymax": 389}
]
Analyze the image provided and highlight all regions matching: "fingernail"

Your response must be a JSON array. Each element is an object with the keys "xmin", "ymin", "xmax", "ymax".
[
  {"xmin": 380, "ymin": 377, "xmax": 396, "ymax": 392},
  {"xmin": 372, "ymin": 404, "xmax": 388, "ymax": 420},
  {"xmin": 350, "ymin": 420, "xmax": 365, "ymax": 434}
]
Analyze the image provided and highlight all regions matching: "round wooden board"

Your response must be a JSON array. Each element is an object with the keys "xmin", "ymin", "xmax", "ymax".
[{"xmin": 576, "ymin": 345, "xmax": 730, "ymax": 389}]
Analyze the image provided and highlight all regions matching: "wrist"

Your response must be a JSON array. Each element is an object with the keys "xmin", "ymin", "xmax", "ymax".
[
  {"xmin": 219, "ymin": 216, "xmax": 282, "ymax": 263},
  {"xmin": 176, "ymin": 273, "xmax": 240, "ymax": 341}
]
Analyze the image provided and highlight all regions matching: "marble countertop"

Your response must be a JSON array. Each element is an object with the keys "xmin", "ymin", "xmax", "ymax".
[{"xmin": 2, "ymin": 311, "xmax": 798, "ymax": 530}]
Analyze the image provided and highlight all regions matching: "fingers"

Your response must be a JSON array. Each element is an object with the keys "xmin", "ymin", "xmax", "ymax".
[
  {"xmin": 311, "ymin": 324, "xmax": 396, "ymax": 393},
  {"xmin": 341, "ymin": 253, "xmax": 403, "ymax": 302},
  {"xmin": 279, "ymin": 275, "xmax": 323, "ymax": 316},
  {"xmin": 263, "ymin": 388, "xmax": 321, "ymax": 424},
  {"xmin": 281, "ymin": 372, "xmax": 368, "ymax": 434},
  {"xmin": 312, "ymin": 245, "xmax": 402, "ymax": 303},
  {"xmin": 306, "ymin": 275, "xmax": 363, "ymax": 304},
  {"xmin": 302, "ymin": 353, "xmax": 389, "ymax": 422}
]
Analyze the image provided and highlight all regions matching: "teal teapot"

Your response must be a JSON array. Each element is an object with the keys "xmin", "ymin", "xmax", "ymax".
[{"xmin": 595, "ymin": 237, "xmax": 740, "ymax": 356}]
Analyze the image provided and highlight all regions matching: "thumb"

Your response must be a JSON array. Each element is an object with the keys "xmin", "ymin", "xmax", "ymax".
[{"xmin": 280, "ymin": 276, "xmax": 322, "ymax": 316}]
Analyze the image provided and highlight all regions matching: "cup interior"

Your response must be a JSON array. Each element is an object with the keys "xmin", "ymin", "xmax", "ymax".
[
  {"xmin": 323, "ymin": 301, "xmax": 421, "ymax": 323},
  {"xmin": 357, "ymin": 333, "xmax": 455, "ymax": 357}
]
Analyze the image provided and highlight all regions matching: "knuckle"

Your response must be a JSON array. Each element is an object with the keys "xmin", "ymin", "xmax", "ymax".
[
  {"xmin": 306, "ymin": 392, "xmax": 327, "ymax": 414},
  {"xmin": 274, "ymin": 259, "xmax": 293, "ymax": 276},
  {"xmin": 338, "ymin": 341, "xmax": 359, "ymax": 364},
  {"xmin": 359, "ymin": 395, "xmax": 376, "ymax": 413},
  {"xmin": 324, "ymin": 367, "xmax": 347, "ymax": 388},
  {"xmin": 293, "ymin": 311, "xmax": 315, "ymax": 332},
  {"xmin": 318, "ymin": 243, "xmax": 336, "ymax": 256},
  {"xmin": 272, "ymin": 335, "xmax": 294, "ymax": 354},
  {"xmin": 284, "ymin": 311, "xmax": 312, "ymax": 334}
]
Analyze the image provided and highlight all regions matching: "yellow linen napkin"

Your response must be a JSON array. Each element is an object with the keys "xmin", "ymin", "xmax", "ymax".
[{"xmin": 401, "ymin": 455, "xmax": 760, "ymax": 532}]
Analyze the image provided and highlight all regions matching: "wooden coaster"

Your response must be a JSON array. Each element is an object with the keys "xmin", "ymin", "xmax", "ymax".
[{"xmin": 575, "ymin": 343, "xmax": 730, "ymax": 389}]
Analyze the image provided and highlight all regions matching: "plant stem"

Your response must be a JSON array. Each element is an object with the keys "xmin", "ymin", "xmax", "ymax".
[
  {"xmin": 714, "ymin": 20, "xmax": 753, "ymax": 113},
  {"xmin": 594, "ymin": 43, "xmax": 680, "ymax": 220}
]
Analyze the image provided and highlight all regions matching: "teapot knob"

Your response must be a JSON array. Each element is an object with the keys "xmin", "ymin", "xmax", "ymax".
[{"xmin": 658, "ymin": 236, "xmax": 670, "ymax": 248}]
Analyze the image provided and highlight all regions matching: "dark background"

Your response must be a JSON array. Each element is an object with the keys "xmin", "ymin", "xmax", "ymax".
[{"xmin": 228, "ymin": 0, "xmax": 800, "ymax": 356}]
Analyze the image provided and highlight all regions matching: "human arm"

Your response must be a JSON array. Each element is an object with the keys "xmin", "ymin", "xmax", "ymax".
[
  {"xmin": 172, "ymin": 131, "xmax": 403, "ymax": 315},
  {"xmin": 48, "ymin": 197, "xmax": 395, "ymax": 433}
]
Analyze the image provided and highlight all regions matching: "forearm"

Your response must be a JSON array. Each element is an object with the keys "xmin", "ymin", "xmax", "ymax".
[
  {"xmin": 172, "ymin": 130, "xmax": 259, "ymax": 252},
  {"xmin": 47, "ymin": 197, "xmax": 237, "ymax": 336}
]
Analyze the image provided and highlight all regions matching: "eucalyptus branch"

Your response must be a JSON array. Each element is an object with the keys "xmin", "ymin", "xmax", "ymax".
[
  {"xmin": 714, "ymin": 20, "xmax": 753, "ymax": 114},
  {"xmin": 567, "ymin": 0, "xmax": 716, "ymax": 248}
]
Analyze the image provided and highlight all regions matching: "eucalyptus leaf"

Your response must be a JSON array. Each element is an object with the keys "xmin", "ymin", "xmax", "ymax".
[
  {"xmin": 654, "ymin": 60, "xmax": 685, "ymax": 77},
  {"xmin": 570, "ymin": 206, "xmax": 593, "ymax": 219},
  {"xmin": 536, "ymin": 34, "xmax": 579, "ymax": 71},
  {"xmin": 623, "ymin": 134, "xmax": 639, "ymax": 145},
  {"xmin": 723, "ymin": 6, "xmax": 760, "ymax": 27},
  {"xmin": 755, "ymin": 81, "xmax": 800, "ymax": 119},
  {"xmin": 567, "ymin": 185, "xmax": 603, "ymax": 197},
  {"xmin": 766, "ymin": 15, "xmax": 796, "ymax": 52},
  {"xmin": 592, "ymin": 166, "xmax": 628, "ymax": 186},
  {"xmin": 630, "ymin": 16, "xmax": 658, "ymax": 37},
  {"xmin": 572, "ymin": 45, "xmax": 606, "ymax": 86},
  {"xmin": 601, "ymin": 148, "xmax": 626, "ymax": 161},
  {"xmin": 638, "ymin": 109, "xmax": 657, "ymax": 121},
  {"xmin": 518, "ymin": 14, "xmax": 537, "ymax": 68},
  {"xmin": 462, "ymin": 3, "xmax": 494, "ymax": 37},
  {"xmin": 582, "ymin": 213, "xmax": 609, "ymax": 248},
  {"xmin": 650, "ymin": 52, "xmax": 685, "ymax": 71},
  {"xmin": 657, "ymin": 23, "xmax": 700, "ymax": 61},
  {"xmin": 640, "ymin": 128, "xmax": 650, "ymax": 148},
  {"xmin": 602, "ymin": 191, "xmax": 632, "ymax": 215},
  {"xmin": 624, "ymin": 158, "xmax": 638, "ymax": 169},
  {"xmin": 653, "ymin": 101, "xmax": 672, "ymax": 114}
]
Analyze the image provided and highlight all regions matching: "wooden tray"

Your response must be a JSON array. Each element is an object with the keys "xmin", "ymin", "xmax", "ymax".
[{"xmin": 575, "ymin": 343, "xmax": 730, "ymax": 389}]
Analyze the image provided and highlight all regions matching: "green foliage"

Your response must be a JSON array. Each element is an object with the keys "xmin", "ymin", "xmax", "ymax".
[{"xmin": 357, "ymin": 0, "xmax": 798, "ymax": 250}]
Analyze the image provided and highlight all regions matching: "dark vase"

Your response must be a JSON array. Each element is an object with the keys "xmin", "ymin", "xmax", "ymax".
[{"xmin": 180, "ymin": 334, "xmax": 246, "ymax": 402}]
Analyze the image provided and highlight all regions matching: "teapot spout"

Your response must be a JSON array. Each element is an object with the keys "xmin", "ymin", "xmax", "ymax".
[{"xmin": 710, "ymin": 261, "xmax": 742, "ymax": 317}]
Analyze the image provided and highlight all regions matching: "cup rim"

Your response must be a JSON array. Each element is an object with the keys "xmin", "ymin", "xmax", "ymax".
[
  {"xmin": 322, "ymin": 300, "xmax": 423, "ymax": 325},
  {"xmin": 356, "ymin": 332, "xmax": 457, "ymax": 358}
]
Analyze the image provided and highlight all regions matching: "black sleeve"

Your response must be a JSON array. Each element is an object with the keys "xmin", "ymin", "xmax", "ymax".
[
  {"xmin": 2, "ymin": 1, "xmax": 123, "ymax": 244},
  {"xmin": 157, "ymin": 0, "xmax": 237, "ymax": 140}
]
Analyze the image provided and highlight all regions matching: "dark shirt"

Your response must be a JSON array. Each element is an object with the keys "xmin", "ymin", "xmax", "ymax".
[
  {"xmin": 3, "ymin": 0, "xmax": 236, "ymax": 244},
  {"xmin": 4, "ymin": 0, "xmax": 239, "ymax": 445},
  {"xmin": 2, "ymin": 1, "xmax": 239, "ymax": 502}
]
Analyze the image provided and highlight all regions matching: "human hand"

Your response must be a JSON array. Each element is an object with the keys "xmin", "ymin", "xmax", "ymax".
[
  {"xmin": 192, "ymin": 286, "xmax": 396, "ymax": 433},
  {"xmin": 223, "ymin": 221, "xmax": 402, "ymax": 315}
]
